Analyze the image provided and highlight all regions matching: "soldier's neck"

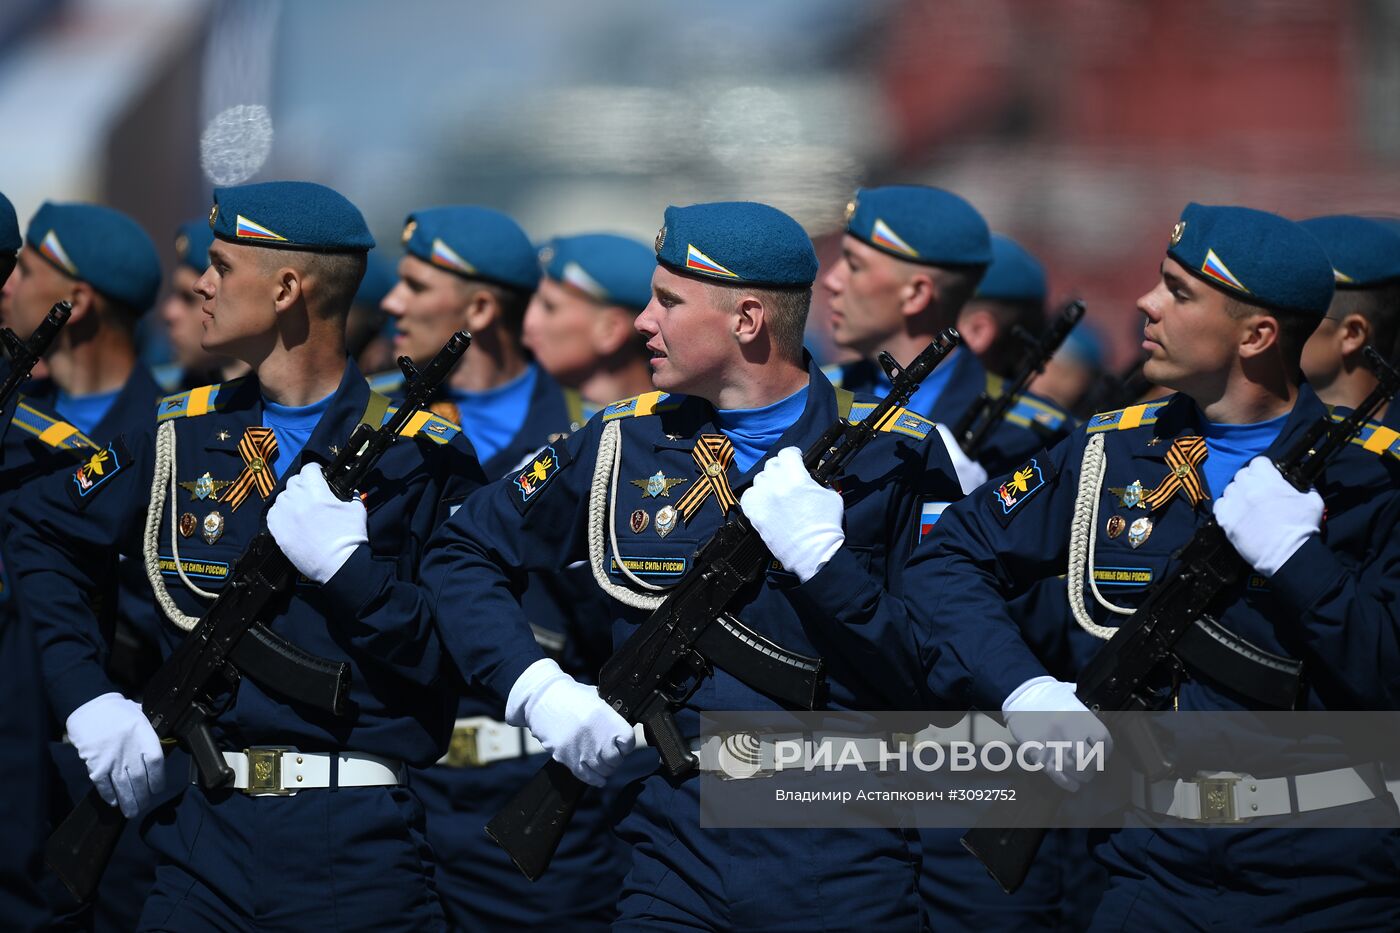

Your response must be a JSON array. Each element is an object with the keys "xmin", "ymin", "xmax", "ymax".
[
  {"xmin": 48, "ymin": 329, "xmax": 135, "ymax": 396},
  {"xmin": 1313, "ymin": 361, "xmax": 1383, "ymax": 419},
  {"xmin": 711, "ymin": 358, "xmax": 809, "ymax": 411},
  {"xmin": 449, "ymin": 330, "xmax": 528, "ymax": 393},
  {"xmin": 578, "ymin": 356, "xmax": 654, "ymax": 407},
  {"xmin": 256, "ymin": 336, "xmax": 347, "ymax": 407},
  {"xmin": 1197, "ymin": 374, "xmax": 1298, "ymax": 426}
]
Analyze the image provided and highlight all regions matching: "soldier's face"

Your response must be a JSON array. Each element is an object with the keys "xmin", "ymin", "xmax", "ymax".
[
  {"xmin": 1137, "ymin": 258, "xmax": 1243, "ymax": 394},
  {"xmin": 160, "ymin": 265, "xmax": 219, "ymax": 369},
  {"xmin": 824, "ymin": 235, "xmax": 907, "ymax": 357},
  {"xmin": 523, "ymin": 276, "xmax": 603, "ymax": 386},
  {"xmin": 1, "ymin": 248, "xmax": 75, "ymax": 337},
  {"xmin": 195, "ymin": 241, "xmax": 282, "ymax": 359},
  {"xmin": 380, "ymin": 255, "xmax": 469, "ymax": 366},
  {"xmin": 636, "ymin": 265, "xmax": 732, "ymax": 400}
]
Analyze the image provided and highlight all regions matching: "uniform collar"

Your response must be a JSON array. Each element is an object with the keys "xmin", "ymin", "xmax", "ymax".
[{"xmin": 1126, "ymin": 385, "xmax": 1328, "ymax": 461}]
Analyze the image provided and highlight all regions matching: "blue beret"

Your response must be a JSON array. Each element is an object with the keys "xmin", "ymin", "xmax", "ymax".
[
  {"xmin": 540, "ymin": 233, "xmax": 654, "ymax": 311},
  {"xmin": 354, "ymin": 251, "xmax": 397, "ymax": 309},
  {"xmin": 0, "ymin": 191, "xmax": 18, "ymax": 253},
  {"xmin": 1298, "ymin": 215, "xmax": 1400, "ymax": 289},
  {"xmin": 1166, "ymin": 202, "xmax": 1334, "ymax": 316},
  {"xmin": 26, "ymin": 202, "xmax": 161, "ymax": 310},
  {"xmin": 174, "ymin": 219, "xmax": 215, "ymax": 273},
  {"xmin": 209, "ymin": 181, "xmax": 374, "ymax": 253},
  {"xmin": 401, "ymin": 206, "xmax": 539, "ymax": 292},
  {"xmin": 655, "ymin": 201, "xmax": 816, "ymax": 288},
  {"xmin": 844, "ymin": 185, "xmax": 991, "ymax": 267},
  {"xmin": 975, "ymin": 233, "xmax": 1046, "ymax": 303},
  {"xmin": 1058, "ymin": 324, "xmax": 1104, "ymax": 370}
]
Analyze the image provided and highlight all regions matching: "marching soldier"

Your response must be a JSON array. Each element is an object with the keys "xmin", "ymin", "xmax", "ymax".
[
  {"xmin": 1, "ymin": 198, "xmax": 170, "ymax": 931},
  {"xmin": 911, "ymin": 203, "xmax": 1400, "ymax": 929},
  {"xmin": 376, "ymin": 212, "xmax": 645, "ymax": 930},
  {"xmin": 1298, "ymin": 214, "xmax": 1400, "ymax": 425},
  {"xmin": 388, "ymin": 200, "xmax": 964, "ymax": 929},
  {"xmin": 9, "ymin": 181, "xmax": 483, "ymax": 931},
  {"xmin": 823, "ymin": 186, "xmax": 1072, "ymax": 492}
]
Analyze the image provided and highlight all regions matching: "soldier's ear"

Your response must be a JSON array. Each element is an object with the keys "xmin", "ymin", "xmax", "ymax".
[
  {"xmin": 592, "ymin": 305, "xmax": 634, "ymax": 355},
  {"xmin": 270, "ymin": 265, "xmax": 303, "ymax": 313},
  {"xmin": 732, "ymin": 294, "xmax": 764, "ymax": 346},
  {"xmin": 462, "ymin": 287, "xmax": 499, "ymax": 333},
  {"xmin": 66, "ymin": 281, "xmax": 98, "ymax": 325},
  {"xmin": 1336, "ymin": 313, "xmax": 1371, "ymax": 356},
  {"xmin": 1238, "ymin": 313, "xmax": 1280, "ymax": 360},
  {"xmin": 899, "ymin": 271, "xmax": 936, "ymax": 319}
]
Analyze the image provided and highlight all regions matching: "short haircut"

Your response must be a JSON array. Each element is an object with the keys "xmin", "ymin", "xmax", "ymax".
[
  {"xmin": 1223, "ymin": 295, "xmax": 1319, "ymax": 372},
  {"xmin": 704, "ymin": 281, "xmax": 812, "ymax": 363},
  {"xmin": 462, "ymin": 280, "xmax": 532, "ymax": 339},
  {"xmin": 1330, "ymin": 283, "xmax": 1400, "ymax": 369},
  {"xmin": 258, "ymin": 248, "xmax": 367, "ymax": 319},
  {"xmin": 928, "ymin": 265, "xmax": 985, "ymax": 326}
]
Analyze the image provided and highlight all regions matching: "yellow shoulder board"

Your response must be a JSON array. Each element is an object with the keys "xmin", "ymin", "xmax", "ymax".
[
  {"xmin": 380, "ymin": 407, "xmax": 462, "ymax": 445},
  {"xmin": 1327, "ymin": 413, "xmax": 1400, "ymax": 461},
  {"xmin": 11, "ymin": 398, "xmax": 98, "ymax": 452},
  {"xmin": 1086, "ymin": 398, "xmax": 1171, "ymax": 434},
  {"xmin": 156, "ymin": 383, "xmax": 224, "ymax": 422},
  {"xmin": 601, "ymin": 391, "xmax": 684, "ymax": 421},
  {"xmin": 366, "ymin": 369, "xmax": 405, "ymax": 395},
  {"xmin": 848, "ymin": 402, "xmax": 934, "ymax": 440}
]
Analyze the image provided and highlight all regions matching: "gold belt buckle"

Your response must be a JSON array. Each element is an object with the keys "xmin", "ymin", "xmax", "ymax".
[
  {"xmin": 244, "ymin": 747, "xmax": 293, "ymax": 795},
  {"xmin": 1196, "ymin": 776, "xmax": 1241, "ymax": 823},
  {"xmin": 444, "ymin": 724, "xmax": 482, "ymax": 768}
]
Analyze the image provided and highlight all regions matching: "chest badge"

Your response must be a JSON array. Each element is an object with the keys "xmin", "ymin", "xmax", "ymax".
[
  {"xmin": 631, "ymin": 470, "xmax": 688, "ymax": 499},
  {"xmin": 630, "ymin": 509, "xmax": 650, "ymax": 534},
  {"xmin": 179, "ymin": 512, "xmax": 198, "ymax": 538},
  {"xmin": 201, "ymin": 510, "xmax": 226, "ymax": 545},
  {"xmin": 655, "ymin": 505, "xmax": 678, "ymax": 538},
  {"xmin": 1109, "ymin": 480, "xmax": 1146, "ymax": 509},
  {"xmin": 1106, "ymin": 515, "xmax": 1126, "ymax": 539},
  {"xmin": 179, "ymin": 471, "xmax": 231, "ymax": 502},
  {"xmin": 1127, "ymin": 516, "xmax": 1153, "ymax": 549}
]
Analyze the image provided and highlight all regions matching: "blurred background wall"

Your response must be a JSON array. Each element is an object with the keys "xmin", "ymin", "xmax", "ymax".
[{"xmin": 3, "ymin": 0, "xmax": 1398, "ymax": 371}]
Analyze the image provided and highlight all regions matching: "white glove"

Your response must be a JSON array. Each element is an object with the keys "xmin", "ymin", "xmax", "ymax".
[
  {"xmin": 267, "ymin": 462, "xmax": 368, "ymax": 584},
  {"xmin": 1213, "ymin": 456, "xmax": 1322, "ymax": 578},
  {"xmin": 739, "ymin": 446, "xmax": 844, "ymax": 583},
  {"xmin": 935, "ymin": 424, "xmax": 988, "ymax": 495},
  {"xmin": 66, "ymin": 692, "xmax": 165, "ymax": 817},
  {"xmin": 506, "ymin": 658, "xmax": 635, "ymax": 787},
  {"xmin": 1002, "ymin": 676, "xmax": 1112, "ymax": 793}
]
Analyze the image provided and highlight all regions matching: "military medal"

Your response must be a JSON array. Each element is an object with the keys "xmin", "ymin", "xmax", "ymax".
[
  {"xmin": 179, "ymin": 512, "xmax": 197, "ymax": 538},
  {"xmin": 179, "ymin": 471, "xmax": 230, "ymax": 502},
  {"xmin": 630, "ymin": 509, "xmax": 650, "ymax": 534},
  {"xmin": 631, "ymin": 470, "xmax": 687, "ymax": 499},
  {"xmin": 202, "ymin": 510, "xmax": 225, "ymax": 545},
  {"xmin": 655, "ymin": 506, "xmax": 678, "ymax": 538},
  {"xmin": 1106, "ymin": 515, "xmax": 1126, "ymax": 539},
  {"xmin": 1127, "ymin": 516, "xmax": 1153, "ymax": 549}
]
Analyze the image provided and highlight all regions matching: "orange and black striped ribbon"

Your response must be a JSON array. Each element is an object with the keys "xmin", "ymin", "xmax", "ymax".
[
  {"xmin": 223, "ymin": 426, "xmax": 279, "ymax": 511},
  {"xmin": 676, "ymin": 434, "xmax": 737, "ymax": 522},
  {"xmin": 1143, "ymin": 435, "xmax": 1208, "ymax": 511}
]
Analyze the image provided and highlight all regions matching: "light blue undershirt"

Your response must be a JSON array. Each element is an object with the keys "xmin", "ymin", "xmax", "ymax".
[
  {"xmin": 713, "ymin": 386, "xmax": 809, "ymax": 474},
  {"xmin": 1201, "ymin": 413, "xmax": 1288, "ymax": 497},
  {"xmin": 450, "ymin": 363, "xmax": 538, "ymax": 464},
  {"xmin": 871, "ymin": 347, "xmax": 962, "ymax": 418},
  {"xmin": 261, "ymin": 391, "xmax": 335, "ymax": 479},
  {"xmin": 55, "ymin": 388, "xmax": 121, "ymax": 436}
]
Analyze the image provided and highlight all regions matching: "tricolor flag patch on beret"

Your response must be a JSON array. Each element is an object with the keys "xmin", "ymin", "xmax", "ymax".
[
  {"xmin": 235, "ymin": 215, "xmax": 288, "ymax": 242},
  {"xmin": 685, "ymin": 244, "xmax": 739, "ymax": 279},
  {"xmin": 562, "ymin": 260, "xmax": 608, "ymax": 301},
  {"xmin": 871, "ymin": 218, "xmax": 919, "ymax": 258},
  {"xmin": 1201, "ymin": 248, "xmax": 1248, "ymax": 293},
  {"xmin": 431, "ymin": 237, "xmax": 476, "ymax": 275},
  {"xmin": 40, "ymin": 230, "xmax": 78, "ymax": 275}
]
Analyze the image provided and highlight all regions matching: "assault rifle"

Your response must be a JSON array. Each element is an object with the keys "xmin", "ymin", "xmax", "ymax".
[
  {"xmin": 961, "ymin": 345, "xmax": 1400, "ymax": 894},
  {"xmin": 953, "ymin": 299, "xmax": 1085, "ymax": 458},
  {"xmin": 486, "ymin": 329, "xmax": 964, "ymax": 881},
  {"xmin": 45, "ymin": 332, "xmax": 472, "ymax": 902},
  {"xmin": 0, "ymin": 300, "xmax": 71, "ymax": 410}
]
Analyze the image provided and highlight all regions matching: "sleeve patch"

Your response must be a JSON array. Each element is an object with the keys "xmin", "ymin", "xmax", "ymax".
[
  {"xmin": 988, "ymin": 454, "xmax": 1053, "ymax": 527},
  {"xmin": 507, "ymin": 442, "xmax": 571, "ymax": 515},
  {"xmin": 917, "ymin": 499, "xmax": 951, "ymax": 544},
  {"xmin": 67, "ymin": 439, "xmax": 130, "ymax": 507}
]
